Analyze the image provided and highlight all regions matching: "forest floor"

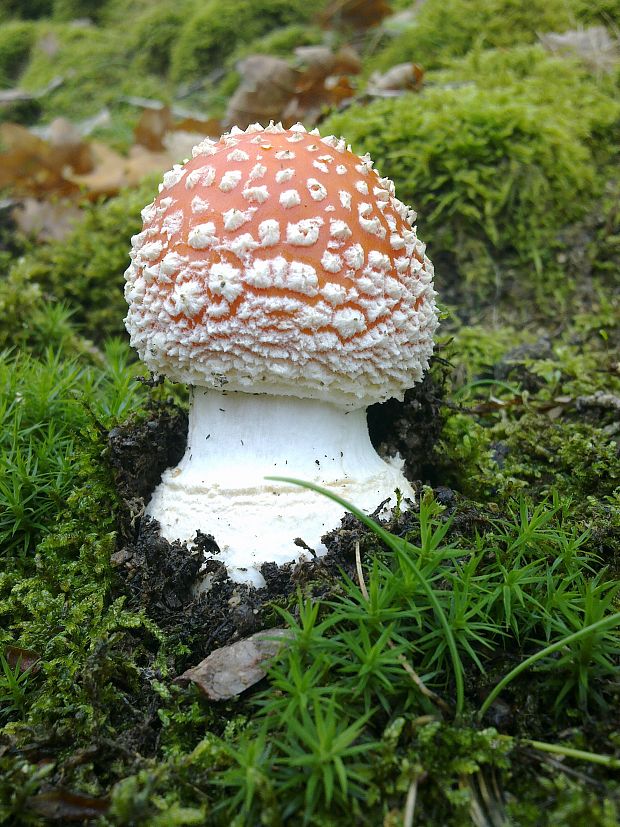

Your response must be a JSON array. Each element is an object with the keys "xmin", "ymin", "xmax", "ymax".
[{"xmin": 1, "ymin": 1, "xmax": 619, "ymax": 825}]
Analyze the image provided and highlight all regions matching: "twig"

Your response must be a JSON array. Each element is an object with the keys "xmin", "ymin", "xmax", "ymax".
[
  {"xmin": 403, "ymin": 775, "xmax": 419, "ymax": 827},
  {"xmin": 354, "ymin": 540, "xmax": 369, "ymax": 601},
  {"xmin": 354, "ymin": 542, "xmax": 452, "ymax": 717}
]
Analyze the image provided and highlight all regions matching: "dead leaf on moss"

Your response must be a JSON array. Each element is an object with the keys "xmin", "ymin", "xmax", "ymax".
[
  {"xmin": 321, "ymin": 0, "xmax": 392, "ymax": 30},
  {"xmin": 367, "ymin": 62, "xmax": 425, "ymax": 95},
  {"xmin": 224, "ymin": 47, "xmax": 360, "ymax": 129},
  {"xmin": 28, "ymin": 791, "xmax": 109, "ymax": 822},
  {"xmin": 130, "ymin": 97, "xmax": 221, "ymax": 153},
  {"xmin": 5, "ymin": 646, "xmax": 41, "ymax": 674},
  {"xmin": 540, "ymin": 26, "xmax": 619, "ymax": 74},
  {"xmin": 175, "ymin": 628, "xmax": 291, "ymax": 700},
  {"xmin": 12, "ymin": 198, "xmax": 83, "ymax": 242},
  {"xmin": 289, "ymin": 45, "xmax": 360, "ymax": 122},
  {"xmin": 134, "ymin": 103, "xmax": 174, "ymax": 151},
  {"xmin": 224, "ymin": 55, "xmax": 299, "ymax": 129},
  {"xmin": 0, "ymin": 123, "xmax": 82, "ymax": 196},
  {"xmin": 67, "ymin": 142, "xmax": 170, "ymax": 197}
]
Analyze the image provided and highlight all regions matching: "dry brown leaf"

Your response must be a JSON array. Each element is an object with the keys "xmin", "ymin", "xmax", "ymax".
[
  {"xmin": 367, "ymin": 62, "xmax": 425, "ymax": 95},
  {"xmin": 175, "ymin": 628, "xmax": 291, "ymax": 700},
  {"xmin": 28, "ymin": 791, "xmax": 109, "ymax": 822},
  {"xmin": 224, "ymin": 55, "xmax": 299, "ymax": 130},
  {"xmin": 133, "ymin": 99, "xmax": 220, "ymax": 152},
  {"xmin": 12, "ymin": 198, "xmax": 83, "ymax": 242},
  {"xmin": 321, "ymin": 0, "xmax": 392, "ymax": 30},
  {"xmin": 294, "ymin": 45, "xmax": 362, "ymax": 89},
  {"xmin": 290, "ymin": 46, "xmax": 360, "ymax": 123},
  {"xmin": 134, "ymin": 104, "xmax": 174, "ymax": 151},
  {"xmin": 224, "ymin": 47, "xmax": 360, "ymax": 129},
  {"xmin": 0, "ymin": 123, "xmax": 82, "ymax": 197},
  {"xmin": 67, "ymin": 142, "xmax": 171, "ymax": 197},
  {"xmin": 5, "ymin": 646, "xmax": 41, "ymax": 674}
]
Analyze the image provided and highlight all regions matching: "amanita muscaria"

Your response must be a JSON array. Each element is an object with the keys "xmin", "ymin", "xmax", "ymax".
[{"xmin": 124, "ymin": 122, "xmax": 437, "ymax": 586}]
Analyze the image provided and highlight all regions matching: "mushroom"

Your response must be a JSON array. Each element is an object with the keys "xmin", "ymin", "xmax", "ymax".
[{"xmin": 124, "ymin": 122, "xmax": 437, "ymax": 586}]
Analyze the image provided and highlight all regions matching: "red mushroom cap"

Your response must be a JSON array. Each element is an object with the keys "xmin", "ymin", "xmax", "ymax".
[{"xmin": 125, "ymin": 123, "xmax": 437, "ymax": 407}]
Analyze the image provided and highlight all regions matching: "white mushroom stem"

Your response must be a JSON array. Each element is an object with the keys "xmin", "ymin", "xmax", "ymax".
[{"xmin": 146, "ymin": 388, "xmax": 415, "ymax": 587}]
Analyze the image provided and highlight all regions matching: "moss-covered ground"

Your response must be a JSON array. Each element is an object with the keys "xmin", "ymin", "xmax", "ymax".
[{"xmin": 1, "ymin": 0, "xmax": 619, "ymax": 824}]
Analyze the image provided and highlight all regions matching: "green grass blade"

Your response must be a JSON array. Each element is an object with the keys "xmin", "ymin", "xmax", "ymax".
[
  {"xmin": 478, "ymin": 612, "xmax": 620, "ymax": 720},
  {"xmin": 266, "ymin": 476, "xmax": 465, "ymax": 717}
]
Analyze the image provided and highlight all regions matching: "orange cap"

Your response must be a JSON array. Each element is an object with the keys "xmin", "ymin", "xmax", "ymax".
[{"xmin": 125, "ymin": 123, "xmax": 437, "ymax": 407}]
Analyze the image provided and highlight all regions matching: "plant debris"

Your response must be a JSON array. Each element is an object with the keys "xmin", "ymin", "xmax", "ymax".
[{"xmin": 176, "ymin": 628, "xmax": 291, "ymax": 700}]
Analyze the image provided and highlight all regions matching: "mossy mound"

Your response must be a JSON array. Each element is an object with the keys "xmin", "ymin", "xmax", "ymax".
[
  {"xmin": 323, "ymin": 49, "xmax": 619, "ymax": 307},
  {"xmin": 367, "ymin": 0, "xmax": 611, "ymax": 75},
  {"xmin": 19, "ymin": 22, "xmax": 162, "ymax": 120},
  {"xmin": 129, "ymin": 3, "xmax": 190, "ymax": 78},
  {"xmin": 4, "ymin": 180, "xmax": 155, "ymax": 346},
  {"xmin": 169, "ymin": 0, "xmax": 324, "ymax": 85},
  {"xmin": 0, "ymin": 21, "xmax": 37, "ymax": 87}
]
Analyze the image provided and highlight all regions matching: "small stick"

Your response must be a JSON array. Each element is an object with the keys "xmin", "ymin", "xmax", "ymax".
[
  {"xmin": 403, "ymin": 775, "xmax": 419, "ymax": 827},
  {"xmin": 355, "ymin": 540, "xmax": 370, "ymax": 601}
]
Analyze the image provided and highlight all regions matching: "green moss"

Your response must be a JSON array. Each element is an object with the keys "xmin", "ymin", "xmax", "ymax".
[
  {"xmin": 572, "ymin": 0, "xmax": 620, "ymax": 24},
  {"xmin": 6, "ymin": 180, "xmax": 155, "ymax": 344},
  {"xmin": 0, "ymin": 0, "xmax": 52, "ymax": 21},
  {"xmin": 434, "ymin": 311, "xmax": 620, "ymax": 553},
  {"xmin": 235, "ymin": 22, "xmax": 324, "ymax": 60},
  {"xmin": 129, "ymin": 3, "xmax": 191, "ymax": 77},
  {"xmin": 19, "ymin": 23, "xmax": 162, "ymax": 120},
  {"xmin": 169, "ymin": 0, "xmax": 321, "ymax": 85},
  {"xmin": 52, "ymin": 0, "xmax": 108, "ymax": 22},
  {"xmin": 368, "ymin": 0, "xmax": 578, "ymax": 74},
  {"xmin": 323, "ymin": 51, "xmax": 619, "ymax": 301},
  {"xmin": 508, "ymin": 773, "xmax": 620, "ymax": 826},
  {"xmin": 0, "ymin": 21, "xmax": 37, "ymax": 88}
]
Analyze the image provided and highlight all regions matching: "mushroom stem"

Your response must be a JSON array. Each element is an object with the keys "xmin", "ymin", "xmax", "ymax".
[{"xmin": 146, "ymin": 388, "xmax": 415, "ymax": 586}]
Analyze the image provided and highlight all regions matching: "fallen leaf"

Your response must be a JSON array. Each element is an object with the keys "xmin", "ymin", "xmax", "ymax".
[
  {"xmin": 540, "ymin": 26, "xmax": 619, "ymax": 74},
  {"xmin": 367, "ymin": 62, "xmax": 425, "ymax": 95},
  {"xmin": 4, "ymin": 646, "xmax": 41, "ymax": 674},
  {"xmin": 294, "ymin": 45, "xmax": 362, "ymax": 88},
  {"xmin": 134, "ymin": 103, "xmax": 174, "ymax": 151},
  {"xmin": 224, "ymin": 56, "xmax": 299, "ymax": 130},
  {"xmin": 28, "ymin": 791, "xmax": 109, "ymax": 821},
  {"xmin": 175, "ymin": 628, "xmax": 291, "ymax": 700},
  {"xmin": 128, "ymin": 96, "xmax": 221, "ymax": 152},
  {"xmin": 67, "ymin": 142, "xmax": 171, "ymax": 197},
  {"xmin": 0, "ymin": 123, "xmax": 81, "ymax": 197},
  {"xmin": 11, "ymin": 198, "xmax": 83, "ymax": 242}
]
